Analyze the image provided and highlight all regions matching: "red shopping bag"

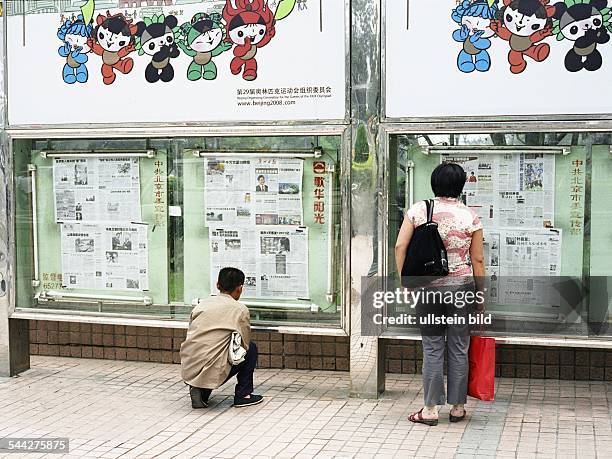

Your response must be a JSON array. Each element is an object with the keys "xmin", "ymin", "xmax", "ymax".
[{"xmin": 467, "ymin": 336, "xmax": 495, "ymax": 401}]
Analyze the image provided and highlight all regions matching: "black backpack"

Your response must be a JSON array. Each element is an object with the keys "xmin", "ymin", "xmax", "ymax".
[{"xmin": 401, "ymin": 199, "xmax": 449, "ymax": 284}]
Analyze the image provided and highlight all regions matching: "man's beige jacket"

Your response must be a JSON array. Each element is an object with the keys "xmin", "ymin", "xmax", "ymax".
[{"xmin": 180, "ymin": 294, "xmax": 251, "ymax": 389}]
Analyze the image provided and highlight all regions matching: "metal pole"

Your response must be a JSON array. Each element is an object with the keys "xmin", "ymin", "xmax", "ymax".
[
  {"xmin": 193, "ymin": 149, "xmax": 322, "ymax": 158},
  {"xmin": 38, "ymin": 290, "xmax": 153, "ymax": 306},
  {"xmin": 350, "ymin": 0, "xmax": 385, "ymax": 398},
  {"xmin": 326, "ymin": 169, "xmax": 335, "ymax": 303},
  {"xmin": 27, "ymin": 164, "xmax": 39, "ymax": 287},
  {"xmin": 407, "ymin": 160, "xmax": 414, "ymax": 207},
  {"xmin": 40, "ymin": 149, "xmax": 156, "ymax": 159}
]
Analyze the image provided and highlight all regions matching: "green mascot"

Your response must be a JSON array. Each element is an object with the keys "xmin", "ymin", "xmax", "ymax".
[{"xmin": 175, "ymin": 13, "xmax": 232, "ymax": 81}]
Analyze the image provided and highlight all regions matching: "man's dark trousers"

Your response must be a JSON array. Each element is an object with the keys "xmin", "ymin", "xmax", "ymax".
[{"xmin": 201, "ymin": 341, "xmax": 258, "ymax": 400}]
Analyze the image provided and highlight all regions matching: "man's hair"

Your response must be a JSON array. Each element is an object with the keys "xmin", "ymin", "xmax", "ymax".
[
  {"xmin": 257, "ymin": 175, "xmax": 265, "ymax": 181},
  {"xmin": 431, "ymin": 163, "xmax": 467, "ymax": 198},
  {"xmin": 218, "ymin": 267, "xmax": 245, "ymax": 292}
]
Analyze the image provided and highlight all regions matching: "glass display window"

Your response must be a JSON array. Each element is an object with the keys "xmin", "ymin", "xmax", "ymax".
[
  {"xmin": 387, "ymin": 132, "xmax": 612, "ymax": 339},
  {"xmin": 13, "ymin": 135, "xmax": 344, "ymax": 328}
]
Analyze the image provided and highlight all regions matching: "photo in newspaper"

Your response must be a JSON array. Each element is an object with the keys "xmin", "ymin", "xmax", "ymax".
[
  {"xmin": 204, "ymin": 158, "xmax": 303, "ymax": 227},
  {"xmin": 60, "ymin": 222, "xmax": 149, "ymax": 291},
  {"xmin": 484, "ymin": 228, "xmax": 562, "ymax": 306},
  {"xmin": 53, "ymin": 158, "xmax": 141, "ymax": 222},
  {"xmin": 443, "ymin": 153, "xmax": 555, "ymax": 228},
  {"xmin": 209, "ymin": 226, "xmax": 309, "ymax": 299}
]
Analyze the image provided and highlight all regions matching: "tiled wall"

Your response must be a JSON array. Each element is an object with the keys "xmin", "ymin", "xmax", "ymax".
[
  {"xmin": 28, "ymin": 321, "xmax": 612, "ymax": 380},
  {"xmin": 384, "ymin": 340, "xmax": 612, "ymax": 381},
  {"xmin": 27, "ymin": 321, "xmax": 349, "ymax": 371}
]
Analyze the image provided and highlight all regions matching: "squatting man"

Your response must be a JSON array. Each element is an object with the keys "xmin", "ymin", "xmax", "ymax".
[{"xmin": 180, "ymin": 267, "xmax": 263, "ymax": 408}]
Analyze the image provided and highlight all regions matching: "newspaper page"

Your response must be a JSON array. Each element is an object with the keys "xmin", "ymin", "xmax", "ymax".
[
  {"xmin": 209, "ymin": 227, "xmax": 258, "ymax": 297},
  {"xmin": 204, "ymin": 159, "xmax": 254, "ymax": 226},
  {"xmin": 484, "ymin": 228, "xmax": 562, "ymax": 306},
  {"xmin": 60, "ymin": 222, "xmax": 149, "ymax": 291},
  {"xmin": 257, "ymin": 226, "xmax": 309, "ymax": 298},
  {"xmin": 208, "ymin": 226, "xmax": 309, "ymax": 299},
  {"xmin": 253, "ymin": 159, "xmax": 303, "ymax": 226},
  {"xmin": 204, "ymin": 157, "xmax": 303, "ymax": 227},
  {"xmin": 443, "ymin": 153, "xmax": 555, "ymax": 228},
  {"xmin": 53, "ymin": 158, "xmax": 141, "ymax": 222}
]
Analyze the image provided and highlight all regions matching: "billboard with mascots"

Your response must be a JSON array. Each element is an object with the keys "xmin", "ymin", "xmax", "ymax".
[
  {"xmin": 385, "ymin": 0, "xmax": 612, "ymax": 119},
  {"xmin": 7, "ymin": 0, "xmax": 347, "ymax": 125}
]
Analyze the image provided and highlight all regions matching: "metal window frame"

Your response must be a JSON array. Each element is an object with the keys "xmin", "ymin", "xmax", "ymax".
[
  {"xmin": 6, "ymin": 124, "xmax": 351, "ymax": 337},
  {"xmin": 379, "ymin": 121, "xmax": 612, "ymax": 346}
]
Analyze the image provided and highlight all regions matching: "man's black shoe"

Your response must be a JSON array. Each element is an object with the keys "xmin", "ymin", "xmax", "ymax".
[
  {"xmin": 189, "ymin": 386, "xmax": 209, "ymax": 409},
  {"xmin": 233, "ymin": 394, "xmax": 264, "ymax": 407}
]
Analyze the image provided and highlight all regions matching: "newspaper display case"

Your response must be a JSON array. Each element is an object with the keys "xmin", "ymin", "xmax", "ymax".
[
  {"xmin": 385, "ymin": 131, "xmax": 612, "ymax": 340},
  {"xmin": 11, "ymin": 134, "xmax": 347, "ymax": 329},
  {"xmin": 378, "ymin": 1, "xmax": 612, "ymax": 343},
  {"xmin": 3, "ymin": 0, "xmax": 351, "ymax": 333}
]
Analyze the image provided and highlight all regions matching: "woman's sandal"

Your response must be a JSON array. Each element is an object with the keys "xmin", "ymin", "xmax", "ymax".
[
  {"xmin": 408, "ymin": 408, "xmax": 439, "ymax": 426},
  {"xmin": 449, "ymin": 409, "xmax": 466, "ymax": 423}
]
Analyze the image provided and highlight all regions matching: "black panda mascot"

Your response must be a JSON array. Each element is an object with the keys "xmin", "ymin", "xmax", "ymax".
[
  {"xmin": 553, "ymin": 0, "xmax": 611, "ymax": 72},
  {"xmin": 136, "ymin": 15, "xmax": 181, "ymax": 83}
]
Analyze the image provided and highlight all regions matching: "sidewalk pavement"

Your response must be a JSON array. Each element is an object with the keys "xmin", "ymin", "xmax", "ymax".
[{"xmin": 0, "ymin": 357, "xmax": 611, "ymax": 458}]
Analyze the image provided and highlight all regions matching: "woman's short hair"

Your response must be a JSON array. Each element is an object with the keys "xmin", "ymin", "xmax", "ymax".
[{"xmin": 431, "ymin": 163, "xmax": 467, "ymax": 198}]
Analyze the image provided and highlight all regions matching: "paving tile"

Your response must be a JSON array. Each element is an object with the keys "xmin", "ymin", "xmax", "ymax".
[{"xmin": 1, "ymin": 356, "xmax": 611, "ymax": 458}]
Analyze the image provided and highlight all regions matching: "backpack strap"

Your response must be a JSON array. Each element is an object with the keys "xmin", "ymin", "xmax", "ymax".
[{"xmin": 425, "ymin": 199, "xmax": 434, "ymax": 223}]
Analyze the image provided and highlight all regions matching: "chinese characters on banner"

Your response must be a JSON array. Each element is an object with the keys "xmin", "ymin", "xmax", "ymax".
[
  {"xmin": 41, "ymin": 272, "xmax": 63, "ymax": 291},
  {"xmin": 313, "ymin": 161, "xmax": 326, "ymax": 225},
  {"xmin": 53, "ymin": 158, "xmax": 141, "ymax": 222},
  {"xmin": 153, "ymin": 159, "xmax": 167, "ymax": 228},
  {"xmin": 204, "ymin": 157, "xmax": 309, "ymax": 299},
  {"xmin": 60, "ymin": 223, "xmax": 149, "ymax": 291},
  {"xmin": 569, "ymin": 159, "xmax": 584, "ymax": 236}
]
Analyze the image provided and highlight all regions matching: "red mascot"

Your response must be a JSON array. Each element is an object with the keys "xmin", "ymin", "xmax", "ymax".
[
  {"xmin": 88, "ymin": 12, "xmax": 137, "ymax": 85},
  {"xmin": 223, "ymin": 0, "xmax": 276, "ymax": 81},
  {"xmin": 490, "ymin": 0, "xmax": 556, "ymax": 74}
]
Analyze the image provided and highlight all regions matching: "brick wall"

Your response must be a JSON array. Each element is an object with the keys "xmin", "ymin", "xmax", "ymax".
[
  {"xmin": 384, "ymin": 340, "xmax": 612, "ymax": 381},
  {"xmin": 27, "ymin": 321, "xmax": 349, "ymax": 371},
  {"xmin": 28, "ymin": 321, "xmax": 612, "ymax": 380}
]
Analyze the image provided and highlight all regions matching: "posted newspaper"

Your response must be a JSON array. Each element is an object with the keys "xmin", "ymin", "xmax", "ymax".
[
  {"xmin": 443, "ymin": 153, "xmax": 555, "ymax": 228},
  {"xmin": 209, "ymin": 226, "xmax": 309, "ymax": 299},
  {"xmin": 60, "ymin": 222, "xmax": 149, "ymax": 291},
  {"xmin": 53, "ymin": 158, "xmax": 141, "ymax": 222},
  {"xmin": 484, "ymin": 228, "xmax": 562, "ymax": 306},
  {"xmin": 204, "ymin": 157, "xmax": 303, "ymax": 227}
]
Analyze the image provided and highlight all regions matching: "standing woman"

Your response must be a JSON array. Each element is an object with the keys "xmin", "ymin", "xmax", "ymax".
[{"xmin": 395, "ymin": 163, "xmax": 486, "ymax": 426}]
